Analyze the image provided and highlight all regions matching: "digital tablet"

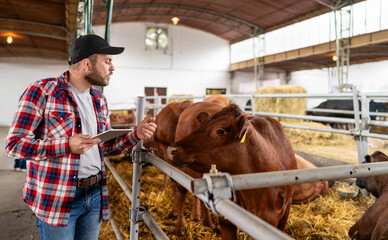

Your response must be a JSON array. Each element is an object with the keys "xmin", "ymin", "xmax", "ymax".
[{"xmin": 92, "ymin": 129, "xmax": 133, "ymax": 142}]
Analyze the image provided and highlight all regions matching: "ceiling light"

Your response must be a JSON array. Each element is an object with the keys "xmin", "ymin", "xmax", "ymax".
[
  {"xmin": 332, "ymin": 54, "xmax": 337, "ymax": 61},
  {"xmin": 171, "ymin": 17, "xmax": 179, "ymax": 25},
  {"xmin": 7, "ymin": 36, "xmax": 13, "ymax": 44}
]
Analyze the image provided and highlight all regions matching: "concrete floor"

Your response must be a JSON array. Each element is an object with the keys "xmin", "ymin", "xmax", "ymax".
[{"xmin": 0, "ymin": 126, "xmax": 40, "ymax": 240}]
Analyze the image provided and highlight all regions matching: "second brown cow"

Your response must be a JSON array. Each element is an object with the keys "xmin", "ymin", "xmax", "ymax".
[{"xmin": 349, "ymin": 151, "xmax": 388, "ymax": 240}]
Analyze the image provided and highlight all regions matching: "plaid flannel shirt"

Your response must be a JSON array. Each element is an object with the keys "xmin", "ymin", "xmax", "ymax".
[{"xmin": 5, "ymin": 71, "xmax": 139, "ymax": 226}]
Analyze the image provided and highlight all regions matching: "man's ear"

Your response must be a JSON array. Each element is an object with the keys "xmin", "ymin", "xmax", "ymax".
[
  {"xmin": 196, "ymin": 112, "xmax": 210, "ymax": 124},
  {"xmin": 80, "ymin": 58, "xmax": 91, "ymax": 71}
]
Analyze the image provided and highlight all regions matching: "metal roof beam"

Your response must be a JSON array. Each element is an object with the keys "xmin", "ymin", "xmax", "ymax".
[
  {"xmin": 314, "ymin": 0, "xmax": 354, "ymax": 10},
  {"xmin": 93, "ymin": 3, "xmax": 264, "ymax": 36},
  {"xmin": 111, "ymin": 13, "xmax": 256, "ymax": 38}
]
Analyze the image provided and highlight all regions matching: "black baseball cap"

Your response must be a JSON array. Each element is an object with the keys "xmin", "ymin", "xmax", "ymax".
[{"xmin": 68, "ymin": 34, "xmax": 125, "ymax": 65}]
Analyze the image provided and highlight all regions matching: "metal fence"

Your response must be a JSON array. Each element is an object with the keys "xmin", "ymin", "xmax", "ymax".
[
  {"xmin": 105, "ymin": 90, "xmax": 388, "ymax": 239},
  {"xmin": 145, "ymin": 86, "xmax": 388, "ymax": 163}
]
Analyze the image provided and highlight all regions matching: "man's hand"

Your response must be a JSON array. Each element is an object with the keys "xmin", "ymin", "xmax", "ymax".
[
  {"xmin": 69, "ymin": 134, "xmax": 101, "ymax": 154},
  {"xmin": 136, "ymin": 118, "xmax": 157, "ymax": 140}
]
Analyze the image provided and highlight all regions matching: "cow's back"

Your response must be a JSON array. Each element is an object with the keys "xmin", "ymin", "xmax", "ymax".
[
  {"xmin": 203, "ymin": 95, "xmax": 231, "ymax": 107},
  {"xmin": 292, "ymin": 154, "xmax": 329, "ymax": 204},
  {"xmin": 248, "ymin": 115, "xmax": 297, "ymax": 172}
]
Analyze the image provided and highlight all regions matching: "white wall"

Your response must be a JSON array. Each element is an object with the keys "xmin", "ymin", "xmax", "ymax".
[
  {"xmin": 289, "ymin": 60, "xmax": 388, "ymax": 108},
  {"xmin": 0, "ymin": 22, "xmax": 230, "ymax": 126},
  {"xmin": 0, "ymin": 58, "xmax": 67, "ymax": 126},
  {"xmin": 231, "ymin": 70, "xmax": 287, "ymax": 93},
  {"xmin": 93, "ymin": 22, "xmax": 230, "ymax": 110},
  {"xmin": 231, "ymin": 60, "xmax": 388, "ymax": 109}
]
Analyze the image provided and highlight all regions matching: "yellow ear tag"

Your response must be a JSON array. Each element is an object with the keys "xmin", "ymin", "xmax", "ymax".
[{"xmin": 240, "ymin": 129, "xmax": 247, "ymax": 143}]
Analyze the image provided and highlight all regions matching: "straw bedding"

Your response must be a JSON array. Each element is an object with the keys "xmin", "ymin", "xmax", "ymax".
[{"xmin": 99, "ymin": 159, "xmax": 375, "ymax": 240}]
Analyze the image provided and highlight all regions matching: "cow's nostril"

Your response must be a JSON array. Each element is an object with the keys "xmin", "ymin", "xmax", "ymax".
[{"xmin": 171, "ymin": 149, "xmax": 177, "ymax": 155}]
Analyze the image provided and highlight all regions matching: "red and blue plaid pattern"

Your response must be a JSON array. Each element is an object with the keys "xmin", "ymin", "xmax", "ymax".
[{"xmin": 6, "ymin": 71, "xmax": 139, "ymax": 226}]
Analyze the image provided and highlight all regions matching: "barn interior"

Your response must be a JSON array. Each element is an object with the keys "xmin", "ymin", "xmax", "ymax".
[{"xmin": 1, "ymin": 0, "xmax": 388, "ymax": 239}]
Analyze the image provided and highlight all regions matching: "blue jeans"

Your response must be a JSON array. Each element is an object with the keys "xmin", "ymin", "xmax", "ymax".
[
  {"xmin": 14, "ymin": 159, "xmax": 26, "ymax": 169},
  {"xmin": 36, "ymin": 184, "xmax": 102, "ymax": 240}
]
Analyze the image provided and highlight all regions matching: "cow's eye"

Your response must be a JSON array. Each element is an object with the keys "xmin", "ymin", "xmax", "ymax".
[{"xmin": 217, "ymin": 129, "xmax": 226, "ymax": 135}]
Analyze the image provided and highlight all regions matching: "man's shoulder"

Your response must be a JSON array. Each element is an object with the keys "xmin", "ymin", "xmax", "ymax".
[{"xmin": 30, "ymin": 72, "xmax": 68, "ymax": 94}]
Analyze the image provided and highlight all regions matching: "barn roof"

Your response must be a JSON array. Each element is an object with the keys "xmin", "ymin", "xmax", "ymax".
[{"xmin": 2, "ymin": 0, "xmax": 386, "ymax": 72}]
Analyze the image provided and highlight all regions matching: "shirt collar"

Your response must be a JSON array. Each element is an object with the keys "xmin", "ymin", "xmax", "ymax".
[{"xmin": 58, "ymin": 71, "xmax": 103, "ymax": 100}]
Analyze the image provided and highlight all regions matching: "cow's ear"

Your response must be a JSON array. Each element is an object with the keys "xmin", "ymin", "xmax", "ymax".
[
  {"xmin": 196, "ymin": 111, "xmax": 210, "ymax": 124},
  {"xmin": 235, "ymin": 119, "xmax": 249, "ymax": 143},
  {"xmin": 365, "ymin": 155, "xmax": 372, "ymax": 163}
]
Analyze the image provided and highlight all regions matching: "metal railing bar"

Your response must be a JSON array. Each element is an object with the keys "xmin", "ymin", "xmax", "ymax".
[
  {"xmin": 109, "ymin": 208, "xmax": 124, "ymax": 240},
  {"xmin": 253, "ymin": 112, "xmax": 357, "ymax": 124},
  {"xmin": 145, "ymin": 153, "xmax": 194, "ymax": 193},
  {"xmin": 192, "ymin": 162, "xmax": 388, "ymax": 194},
  {"xmin": 215, "ymin": 199, "xmax": 293, "ymax": 240},
  {"xmin": 105, "ymin": 158, "xmax": 133, "ymax": 199},
  {"xmin": 370, "ymin": 120, "xmax": 388, "ymax": 128},
  {"xmin": 105, "ymin": 158, "xmax": 170, "ymax": 240},
  {"xmin": 306, "ymin": 108, "xmax": 388, "ymax": 117},
  {"xmin": 359, "ymin": 131, "xmax": 388, "ymax": 140},
  {"xmin": 306, "ymin": 108, "xmax": 356, "ymax": 114},
  {"xmin": 252, "ymin": 93, "xmax": 353, "ymax": 98},
  {"xmin": 142, "ymin": 211, "xmax": 170, "ymax": 240},
  {"xmin": 282, "ymin": 124, "xmax": 351, "ymax": 135}
]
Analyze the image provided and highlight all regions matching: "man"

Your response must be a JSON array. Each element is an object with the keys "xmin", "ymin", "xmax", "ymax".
[{"xmin": 5, "ymin": 34, "xmax": 157, "ymax": 239}]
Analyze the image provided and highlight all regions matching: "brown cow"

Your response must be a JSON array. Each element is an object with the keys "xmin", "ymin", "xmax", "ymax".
[
  {"xmin": 349, "ymin": 151, "xmax": 388, "ymax": 240},
  {"xmin": 167, "ymin": 104, "xmax": 297, "ymax": 239},
  {"xmin": 147, "ymin": 100, "xmax": 224, "ymax": 235},
  {"xmin": 144, "ymin": 100, "xmax": 203, "ymax": 235},
  {"xmin": 292, "ymin": 154, "xmax": 329, "ymax": 204}
]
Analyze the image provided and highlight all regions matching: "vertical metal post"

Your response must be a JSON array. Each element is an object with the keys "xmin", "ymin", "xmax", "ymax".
[
  {"xmin": 251, "ymin": 95, "xmax": 256, "ymax": 115},
  {"xmin": 258, "ymin": 34, "xmax": 265, "ymax": 88},
  {"xmin": 359, "ymin": 95, "xmax": 370, "ymax": 163},
  {"xmin": 130, "ymin": 96, "xmax": 145, "ymax": 240},
  {"xmin": 104, "ymin": 0, "xmax": 113, "ymax": 43},
  {"xmin": 353, "ymin": 87, "xmax": 369, "ymax": 163},
  {"xmin": 84, "ymin": 0, "xmax": 94, "ymax": 34},
  {"xmin": 334, "ymin": 9, "xmax": 341, "ymax": 91},
  {"xmin": 253, "ymin": 36, "xmax": 258, "ymax": 89}
]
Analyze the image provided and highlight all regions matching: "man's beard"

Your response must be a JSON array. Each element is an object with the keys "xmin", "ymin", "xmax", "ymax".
[{"xmin": 85, "ymin": 67, "xmax": 110, "ymax": 87}]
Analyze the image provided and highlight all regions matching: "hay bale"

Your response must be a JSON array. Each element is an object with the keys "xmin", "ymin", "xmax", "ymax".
[
  {"xmin": 168, "ymin": 94, "xmax": 194, "ymax": 104},
  {"xmin": 254, "ymin": 85, "xmax": 307, "ymax": 123}
]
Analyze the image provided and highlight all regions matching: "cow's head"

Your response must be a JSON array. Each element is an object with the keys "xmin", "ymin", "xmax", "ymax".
[
  {"xmin": 356, "ymin": 151, "xmax": 388, "ymax": 198},
  {"xmin": 167, "ymin": 104, "xmax": 249, "ymax": 173}
]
